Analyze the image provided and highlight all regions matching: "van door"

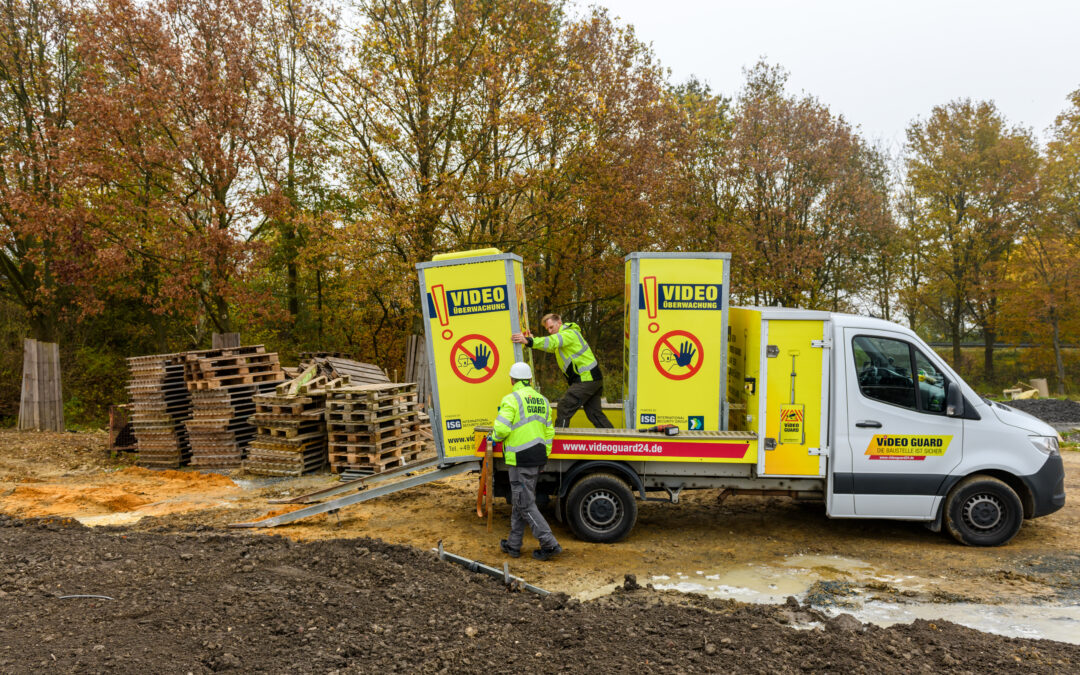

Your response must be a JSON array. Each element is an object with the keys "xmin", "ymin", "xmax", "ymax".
[
  {"xmin": 841, "ymin": 328, "xmax": 964, "ymax": 518},
  {"xmin": 759, "ymin": 318, "xmax": 828, "ymax": 477}
]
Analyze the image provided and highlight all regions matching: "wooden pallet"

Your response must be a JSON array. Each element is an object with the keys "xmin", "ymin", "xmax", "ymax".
[
  {"xmin": 242, "ymin": 381, "xmax": 329, "ymax": 476},
  {"xmin": 128, "ymin": 352, "xmax": 192, "ymax": 469},
  {"xmin": 185, "ymin": 381, "xmax": 277, "ymax": 468}
]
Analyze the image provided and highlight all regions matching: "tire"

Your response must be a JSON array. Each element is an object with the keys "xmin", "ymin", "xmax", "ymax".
[
  {"xmin": 944, "ymin": 475, "xmax": 1023, "ymax": 547},
  {"xmin": 565, "ymin": 473, "xmax": 637, "ymax": 543}
]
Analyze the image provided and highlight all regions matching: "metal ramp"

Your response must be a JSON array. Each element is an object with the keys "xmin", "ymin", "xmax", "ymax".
[{"xmin": 229, "ymin": 459, "xmax": 480, "ymax": 528}]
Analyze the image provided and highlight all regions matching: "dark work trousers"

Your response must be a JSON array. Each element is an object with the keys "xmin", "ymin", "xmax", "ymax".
[
  {"xmin": 507, "ymin": 465, "xmax": 559, "ymax": 552},
  {"xmin": 556, "ymin": 379, "xmax": 613, "ymax": 428}
]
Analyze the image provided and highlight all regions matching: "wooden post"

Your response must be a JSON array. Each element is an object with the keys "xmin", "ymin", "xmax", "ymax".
[
  {"xmin": 18, "ymin": 338, "xmax": 64, "ymax": 431},
  {"xmin": 485, "ymin": 439, "xmax": 494, "ymax": 532}
]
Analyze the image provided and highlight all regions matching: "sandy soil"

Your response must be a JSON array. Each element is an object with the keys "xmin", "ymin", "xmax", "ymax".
[{"xmin": 1, "ymin": 429, "xmax": 1076, "ymax": 609}]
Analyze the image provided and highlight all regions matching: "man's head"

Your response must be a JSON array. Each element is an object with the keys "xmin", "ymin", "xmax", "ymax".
[
  {"xmin": 509, "ymin": 361, "xmax": 533, "ymax": 385},
  {"xmin": 541, "ymin": 313, "xmax": 562, "ymax": 335}
]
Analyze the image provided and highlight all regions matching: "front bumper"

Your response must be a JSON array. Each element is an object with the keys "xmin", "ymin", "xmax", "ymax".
[{"xmin": 1021, "ymin": 454, "xmax": 1066, "ymax": 518}]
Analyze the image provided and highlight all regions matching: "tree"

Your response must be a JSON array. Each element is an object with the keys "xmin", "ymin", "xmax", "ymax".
[
  {"xmin": 1002, "ymin": 89, "xmax": 1080, "ymax": 394},
  {"xmin": 0, "ymin": 0, "xmax": 96, "ymax": 341},
  {"xmin": 79, "ymin": 0, "xmax": 281, "ymax": 337},
  {"xmin": 905, "ymin": 99, "xmax": 1038, "ymax": 378},
  {"xmin": 721, "ymin": 62, "xmax": 892, "ymax": 309}
]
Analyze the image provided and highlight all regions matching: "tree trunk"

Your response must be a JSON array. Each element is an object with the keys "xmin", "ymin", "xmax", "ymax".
[
  {"xmin": 1051, "ymin": 314, "xmax": 1066, "ymax": 396},
  {"xmin": 983, "ymin": 327, "xmax": 995, "ymax": 383},
  {"xmin": 950, "ymin": 306, "xmax": 962, "ymax": 368},
  {"xmin": 315, "ymin": 268, "xmax": 323, "ymax": 344}
]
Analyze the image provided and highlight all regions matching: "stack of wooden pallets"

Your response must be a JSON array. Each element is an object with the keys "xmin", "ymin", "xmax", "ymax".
[
  {"xmin": 183, "ymin": 345, "xmax": 283, "ymax": 390},
  {"xmin": 243, "ymin": 369, "xmax": 334, "ymax": 476},
  {"xmin": 127, "ymin": 353, "xmax": 192, "ymax": 468},
  {"xmin": 183, "ymin": 345, "xmax": 286, "ymax": 468},
  {"xmin": 326, "ymin": 383, "xmax": 429, "ymax": 475},
  {"xmin": 186, "ymin": 382, "xmax": 280, "ymax": 468}
]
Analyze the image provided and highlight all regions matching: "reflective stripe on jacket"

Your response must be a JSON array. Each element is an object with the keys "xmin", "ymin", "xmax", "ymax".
[
  {"xmin": 529, "ymin": 321, "xmax": 601, "ymax": 384},
  {"xmin": 491, "ymin": 382, "xmax": 554, "ymax": 467}
]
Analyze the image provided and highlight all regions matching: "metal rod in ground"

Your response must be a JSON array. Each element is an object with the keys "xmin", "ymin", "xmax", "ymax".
[
  {"xmin": 268, "ymin": 456, "xmax": 441, "ymax": 504},
  {"xmin": 230, "ymin": 460, "xmax": 480, "ymax": 528},
  {"xmin": 434, "ymin": 541, "xmax": 550, "ymax": 596}
]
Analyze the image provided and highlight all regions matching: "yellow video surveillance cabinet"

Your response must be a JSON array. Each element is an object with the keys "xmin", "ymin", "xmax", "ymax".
[
  {"xmin": 417, "ymin": 249, "xmax": 530, "ymax": 463},
  {"xmin": 623, "ymin": 252, "xmax": 731, "ymax": 431}
]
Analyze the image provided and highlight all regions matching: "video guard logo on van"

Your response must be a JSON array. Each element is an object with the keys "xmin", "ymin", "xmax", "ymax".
[{"xmin": 865, "ymin": 434, "xmax": 953, "ymax": 460}]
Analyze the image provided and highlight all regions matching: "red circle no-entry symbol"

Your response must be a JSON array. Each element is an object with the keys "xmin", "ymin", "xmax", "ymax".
[
  {"xmin": 450, "ymin": 334, "xmax": 500, "ymax": 384},
  {"xmin": 653, "ymin": 330, "xmax": 703, "ymax": 381}
]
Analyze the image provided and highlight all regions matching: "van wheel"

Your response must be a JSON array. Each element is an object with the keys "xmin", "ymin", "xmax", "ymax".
[
  {"xmin": 565, "ymin": 473, "xmax": 637, "ymax": 543},
  {"xmin": 944, "ymin": 475, "xmax": 1023, "ymax": 547}
]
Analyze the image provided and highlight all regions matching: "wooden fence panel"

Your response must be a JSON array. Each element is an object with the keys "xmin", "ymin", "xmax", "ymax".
[{"xmin": 18, "ymin": 339, "xmax": 64, "ymax": 431}]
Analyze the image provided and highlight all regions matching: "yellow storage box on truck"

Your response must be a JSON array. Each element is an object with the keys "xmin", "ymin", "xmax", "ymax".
[{"xmin": 481, "ymin": 305, "xmax": 1065, "ymax": 547}]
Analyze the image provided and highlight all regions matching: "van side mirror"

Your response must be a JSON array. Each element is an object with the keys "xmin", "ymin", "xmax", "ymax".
[{"xmin": 946, "ymin": 381, "xmax": 964, "ymax": 417}]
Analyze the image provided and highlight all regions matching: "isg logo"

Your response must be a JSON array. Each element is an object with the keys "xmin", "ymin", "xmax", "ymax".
[
  {"xmin": 445, "ymin": 419, "xmax": 463, "ymax": 431},
  {"xmin": 640, "ymin": 414, "xmax": 656, "ymax": 425}
]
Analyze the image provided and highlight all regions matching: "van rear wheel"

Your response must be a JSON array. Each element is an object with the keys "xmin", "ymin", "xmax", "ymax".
[
  {"xmin": 944, "ymin": 475, "xmax": 1023, "ymax": 547},
  {"xmin": 565, "ymin": 473, "xmax": 637, "ymax": 543}
]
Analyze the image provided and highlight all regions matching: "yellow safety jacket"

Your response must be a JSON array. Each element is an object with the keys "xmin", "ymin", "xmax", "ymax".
[
  {"xmin": 529, "ymin": 322, "xmax": 601, "ymax": 384},
  {"xmin": 492, "ymin": 382, "xmax": 554, "ymax": 467}
]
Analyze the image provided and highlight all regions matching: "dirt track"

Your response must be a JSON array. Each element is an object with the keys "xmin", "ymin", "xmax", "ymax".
[{"xmin": 1, "ymin": 427, "xmax": 1079, "ymax": 665}]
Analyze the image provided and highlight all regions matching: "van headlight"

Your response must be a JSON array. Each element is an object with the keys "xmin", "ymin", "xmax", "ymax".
[{"xmin": 1029, "ymin": 435, "xmax": 1060, "ymax": 456}]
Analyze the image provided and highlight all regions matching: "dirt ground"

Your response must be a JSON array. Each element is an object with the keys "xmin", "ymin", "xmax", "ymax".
[
  {"xmin": 4, "ymin": 429, "xmax": 1076, "ymax": 606},
  {"xmin": 1, "ymin": 427, "xmax": 1079, "ymax": 668},
  {"xmin": 3, "ymin": 516, "xmax": 1079, "ymax": 673}
]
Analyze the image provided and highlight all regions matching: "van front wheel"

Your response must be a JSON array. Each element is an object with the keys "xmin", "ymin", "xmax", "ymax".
[{"xmin": 944, "ymin": 475, "xmax": 1023, "ymax": 546}]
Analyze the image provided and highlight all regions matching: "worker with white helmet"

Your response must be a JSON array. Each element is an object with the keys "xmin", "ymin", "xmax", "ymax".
[{"xmin": 492, "ymin": 361, "xmax": 562, "ymax": 560}]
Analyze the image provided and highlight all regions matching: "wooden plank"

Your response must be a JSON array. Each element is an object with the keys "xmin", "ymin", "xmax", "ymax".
[
  {"xmin": 51, "ymin": 341, "xmax": 64, "ymax": 431},
  {"xmin": 38, "ymin": 340, "xmax": 52, "ymax": 431},
  {"xmin": 212, "ymin": 332, "xmax": 241, "ymax": 349},
  {"xmin": 18, "ymin": 339, "xmax": 37, "ymax": 430}
]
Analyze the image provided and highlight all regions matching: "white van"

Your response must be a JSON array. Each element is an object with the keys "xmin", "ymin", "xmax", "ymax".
[{"xmin": 507, "ymin": 308, "xmax": 1067, "ymax": 547}]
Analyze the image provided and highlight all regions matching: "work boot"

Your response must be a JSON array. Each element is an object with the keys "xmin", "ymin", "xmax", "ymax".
[
  {"xmin": 500, "ymin": 539, "xmax": 520, "ymax": 558},
  {"xmin": 532, "ymin": 544, "xmax": 563, "ymax": 561}
]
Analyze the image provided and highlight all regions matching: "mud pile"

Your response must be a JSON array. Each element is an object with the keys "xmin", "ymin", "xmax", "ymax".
[{"xmin": 2, "ymin": 516, "xmax": 1077, "ymax": 673}]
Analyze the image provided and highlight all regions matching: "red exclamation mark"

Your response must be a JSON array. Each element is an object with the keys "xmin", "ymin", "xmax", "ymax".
[
  {"xmin": 643, "ymin": 276, "xmax": 657, "ymax": 319},
  {"xmin": 431, "ymin": 284, "xmax": 449, "ymax": 326}
]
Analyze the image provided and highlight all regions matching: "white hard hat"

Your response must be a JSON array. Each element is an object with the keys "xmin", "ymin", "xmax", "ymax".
[{"xmin": 509, "ymin": 362, "xmax": 533, "ymax": 380}]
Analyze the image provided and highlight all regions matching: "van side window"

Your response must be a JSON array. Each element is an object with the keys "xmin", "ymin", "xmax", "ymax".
[
  {"xmin": 852, "ymin": 336, "xmax": 915, "ymax": 409},
  {"xmin": 914, "ymin": 349, "xmax": 948, "ymax": 413}
]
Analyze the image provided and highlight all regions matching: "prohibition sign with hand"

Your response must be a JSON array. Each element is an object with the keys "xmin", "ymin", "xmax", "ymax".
[
  {"xmin": 450, "ymin": 334, "xmax": 500, "ymax": 384},
  {"xmin": 653, "ymin": 329, "xmax": 704, "ymax": 381}
]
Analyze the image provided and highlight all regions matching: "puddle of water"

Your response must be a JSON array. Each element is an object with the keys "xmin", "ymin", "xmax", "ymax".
[
  {"xmin": 651, "ymin": 554, "xmax": 882, "ymax": 604},
  {"xmin": 233, "ymin": 476, "xmax": 288, "ymax": 490},
  {"xmin": 644, "ymin": 553, "xmax": 1080, "ymax": 645},
  {"xmin": 839, "ymin": 602, "xmax": 1080, "ymax": 645}
]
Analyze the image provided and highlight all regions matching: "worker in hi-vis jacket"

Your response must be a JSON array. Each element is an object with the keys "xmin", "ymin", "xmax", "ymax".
[
  {"xmin": 512, "ymin": 313, "xmax": 614, "ymax": 428},
  {"xmin": 492, "ymin": 361, "xmax": 562, "ymax": 561}
]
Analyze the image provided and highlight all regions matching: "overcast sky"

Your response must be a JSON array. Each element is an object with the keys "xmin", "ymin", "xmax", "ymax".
[{"xmin": 588, "ymin": 0, "xmax": 1079, "ymax": 151}]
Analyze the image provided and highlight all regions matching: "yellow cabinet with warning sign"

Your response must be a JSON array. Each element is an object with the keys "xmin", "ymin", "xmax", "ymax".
[
  {"xmin": 623, "ymin": 253, "xmax": 731, "ymax": 431},
  {"xmin": 417, "ymin": 250, "xmax": 530, "ymax": 462}
]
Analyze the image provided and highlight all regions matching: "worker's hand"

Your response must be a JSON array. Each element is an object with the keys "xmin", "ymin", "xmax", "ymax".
[
  {"xmin": 675, "ymin": 341, "xmax": 696, "ymax": 367},
  {"xmin": 472, "ymin": 344, "xmax": 491, "ymax": 370},
  {"xmin": 511, "ymin": 333, "xmax": 528, "ymax": 344}
]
